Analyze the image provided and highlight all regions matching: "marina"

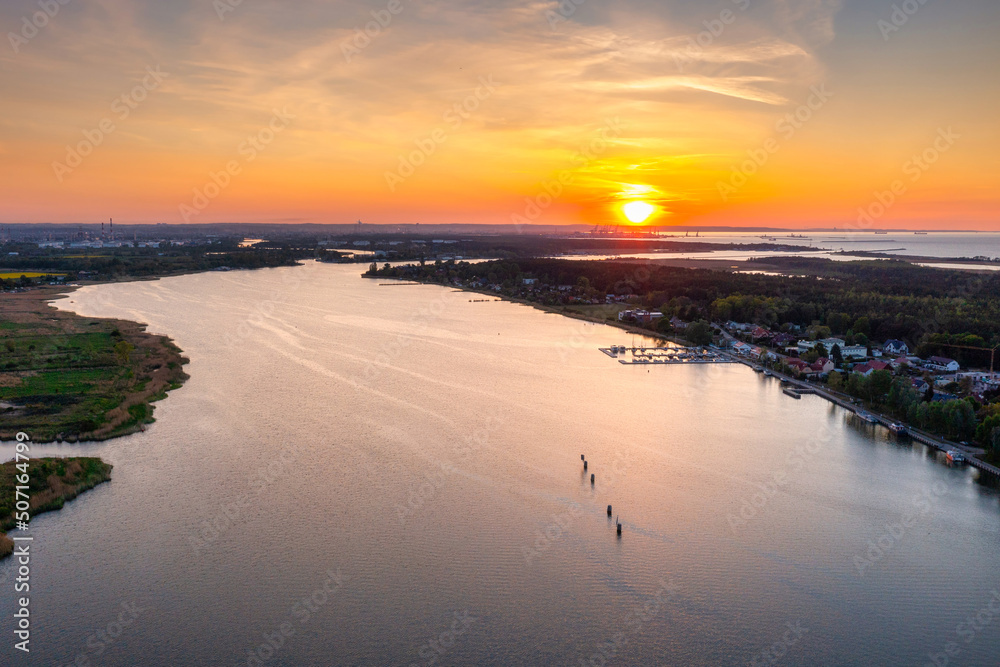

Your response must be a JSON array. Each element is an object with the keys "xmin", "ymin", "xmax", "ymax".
[
  {"xmin": 600, "ymin": 344, "xmax": 1000, "ymax": 480},
  {"xmin": 744, "ymin": 359, "xmax": 1000, "ymax": 479},
  {"xmin": 599, "ymin": 345, "xmax": 735, "ymax": 365}
]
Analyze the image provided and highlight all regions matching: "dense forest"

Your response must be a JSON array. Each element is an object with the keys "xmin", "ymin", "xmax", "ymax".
[
  {"xmin": 371, "ymin": 256, "xmax": 1000, "ymax": 454},
  {"xmin": 371, "ymin": 257, "xmax": 1000, "ymax": 364},
  {"xmin": 0, "ymin": 240, "xmax": 305, "ymax": 287}
]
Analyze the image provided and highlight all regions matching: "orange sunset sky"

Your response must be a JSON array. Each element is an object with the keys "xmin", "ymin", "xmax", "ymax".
[{"xmin": 1, "ymin": 0, "xmax": 998, "ymax": 229}]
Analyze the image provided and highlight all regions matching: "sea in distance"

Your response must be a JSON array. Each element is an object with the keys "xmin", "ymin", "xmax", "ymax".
[
  {"xmin": 551, "ymin": 231, "xmax": 1000, "ymax": 268},
  {"xmin": 1, "ymin": 261, "xmax": 999, "ymax": 666}
]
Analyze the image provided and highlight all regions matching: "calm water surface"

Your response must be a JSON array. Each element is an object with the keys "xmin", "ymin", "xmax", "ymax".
[
  {"xmin": 560, "ymin": 232, "xmax": 1000, "ymax": 265},
  {"xmin": 2, "ymin": 262, "xmax": 999, "ymax": 666}
]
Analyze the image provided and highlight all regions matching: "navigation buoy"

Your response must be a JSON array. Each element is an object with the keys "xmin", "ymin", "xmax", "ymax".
[
  {"xmin": 607, "ymin": 505, "xmax": 612, "ymax": 516},
  {"xmin": 590, "ymin": 473, "xmax": 595, "ymax": 484}
]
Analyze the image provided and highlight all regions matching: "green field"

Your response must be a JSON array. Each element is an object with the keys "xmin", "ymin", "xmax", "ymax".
[
  {"xmin": 0, "ymin": 287, "xmax": 188, "ymax": 441},
  {"xmin": 0, "ymin": 457, "xmax": 113, "ymax": 558}
]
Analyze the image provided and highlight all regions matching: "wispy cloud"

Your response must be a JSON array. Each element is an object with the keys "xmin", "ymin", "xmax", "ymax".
[{"xmin": 0, "ymin": 0, "xmax": 997, "ymax": 228}]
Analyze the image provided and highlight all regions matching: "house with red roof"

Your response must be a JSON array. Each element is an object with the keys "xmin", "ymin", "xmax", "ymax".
[
  {"xmin": 889, "ymin": 356, "xmax": 910, "ymax": 369},
  {"xmin": 771, "ymin": 333, "xmax": 797, "ymax": 347},
  {"xmin": 853, "ymin": 360, "xmax": 890, "ymax": 377},
  {"xmin": 810, "ymin": 358, "xmax": 835, "ymax": 374},
  {"xmin": 786, "ymin": 358, "xmax": 812, "ymax": 375}
]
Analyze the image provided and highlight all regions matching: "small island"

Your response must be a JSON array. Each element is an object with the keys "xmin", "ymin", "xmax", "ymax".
[{"xmin": 0, "ymin": 457, "xmax": 112, "ymax": 558}]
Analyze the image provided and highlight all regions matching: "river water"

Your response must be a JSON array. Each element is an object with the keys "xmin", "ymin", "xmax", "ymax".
[{"xmin": 2, "ymin": 261, "xmax": 999, "ymax": 666}]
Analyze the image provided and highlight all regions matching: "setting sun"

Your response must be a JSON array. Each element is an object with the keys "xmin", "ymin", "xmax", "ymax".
[{"xmin": 623, "ymin": 201, "xmax": 656, "ymax": 224}]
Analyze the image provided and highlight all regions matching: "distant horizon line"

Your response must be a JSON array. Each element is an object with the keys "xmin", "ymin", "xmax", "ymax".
[{"xmin": 0, "ymin": 222, "xmax": 993, "ymax": 234}]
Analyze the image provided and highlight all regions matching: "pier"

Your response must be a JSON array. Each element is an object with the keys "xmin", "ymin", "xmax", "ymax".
[
  {"xmin": 729, "ymin": 355, "xmax": 1000, "ymax": 479},
  {"xmin": 599, "ymin": 345, "xmax": 735, "ymax": 365},
  {"xmin": 600, "ymin": 342, "xmax": 1000, "ymax": 479}
]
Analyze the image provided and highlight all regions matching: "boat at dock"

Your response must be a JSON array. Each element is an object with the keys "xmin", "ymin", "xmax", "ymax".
[
  {"xmin": 889, "ymin": 423, "xmax": 907, "ymax": 435},
  {"xmin": 946, "ymin": 450, "xmax": 966, "ymax": 464}
]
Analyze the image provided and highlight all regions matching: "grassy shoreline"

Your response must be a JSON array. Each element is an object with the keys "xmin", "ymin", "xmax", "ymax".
[
  {"xmin": 0, "ymin": 282, "xmax": 190, "ymax": 443},
  {"xmin": 0, "ymin": 457, "xmax": 113, "ymax": 559}
]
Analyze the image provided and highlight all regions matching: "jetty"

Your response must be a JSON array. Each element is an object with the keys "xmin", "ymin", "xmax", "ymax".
[
  {"xmin": 600, "ymin": 345, "xmax": 734, "ymax": 365},
  {"xmin": 599, "ymin": 341, "xmax": 1000, "ymax": 478},
  {"xmin": 727, "ymin": 355, "xmax": 1000, "ymax": 479}
]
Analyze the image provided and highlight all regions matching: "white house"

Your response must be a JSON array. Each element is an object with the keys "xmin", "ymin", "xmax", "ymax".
[
  {"xmin": 618, "ymin": 310, "xmax": 662, "ymax": 324},
  {"xmin": 840, "ymin": 344, "xmax": 868, "ymax": 359},
  {"xmin": 926, "ymin": 356, "xmax": 960, "ymax": 372},
  {"xmin": 884, "ymin": 339, "xmax": 909, "ymax": 355},
  {"xmin": 798, "ymin": 337, "xmax": 846, "ymax": 354}
]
